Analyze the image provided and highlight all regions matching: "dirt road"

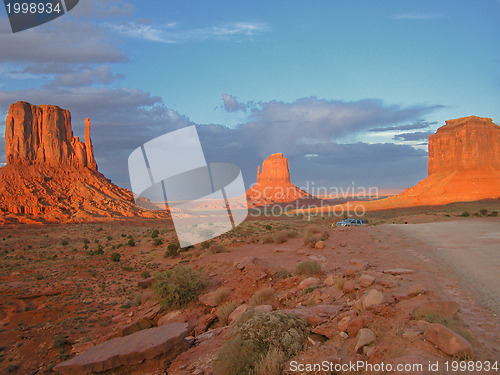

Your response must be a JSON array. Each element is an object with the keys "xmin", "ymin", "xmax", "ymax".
[{"xmin": 383, "ymin": 219, "xmax": 500, "ymax": 315}]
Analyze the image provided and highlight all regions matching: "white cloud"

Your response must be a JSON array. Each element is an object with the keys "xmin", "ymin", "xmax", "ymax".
[{"xmin": 108, "ymin": 21, "xmax": 270, "ymax": 43}]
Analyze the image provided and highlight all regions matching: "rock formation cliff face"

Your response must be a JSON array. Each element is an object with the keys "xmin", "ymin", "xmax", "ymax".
[
  {"xmin": 0, "ymin": 101, "xmax": 162, "ymax": 223},
  {"xmin": 428, "ymin": 116, "xmax": 500, "ymax": 175},
  {"xmin": 247, "ymin": 153, "xmax": 310, "ymax": 207},
  {"xmin": 299, "ymin": 115, "xmax": 500, "ymax": 214},
  {"xmin": 5, "ymin": 101, "xmax": 98, "ymax": 169}
]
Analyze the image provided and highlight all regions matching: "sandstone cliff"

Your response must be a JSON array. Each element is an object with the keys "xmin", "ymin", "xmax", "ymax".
[
  {"xmin": 0, "ymin": 101, "xmax": 163, "ymax": 223},
  {"xmin": 295, "ymin": 115, "xmax": 500, "ymax": 214},
  {"xmin": 247, "ymin": 153, "xmax": 311, "ymax": 207}
]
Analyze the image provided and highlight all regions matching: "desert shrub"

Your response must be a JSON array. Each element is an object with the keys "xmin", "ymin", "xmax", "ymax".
[
  {"xmin": 110, "ymin": 253, "xmax": 121, "ymax": 262},
  {"xmin": 272, "ymin": 269, "xmax": 291, "ymax": 280},
  {"xmin": 304, "ymin": 224, "xmax": 322, "ymax": 234},
  {"xmin": 273, "ymin": 230, "xmax": 299, "ymax": 244},
  {"xmin": 460, "ymin": 211, "xmax": 470, "ymax": 217},
  {"xmin": 132, "ymin": 290, "xmax": 153, "ymax": 306},
  {"xmin": 213, "ymin": 287, "xmax": 231, "ymax": 305},
  {"xmin": 53, "ymin": 335, "xmax": 67, "ymax": 349},
  {"xmin": 95, "ymin": 245, "xmax": 104, "ymax": 255},
  {"xmin": 489, "ymin": 211, "xmax": 498, "ymax": 217},
  {"xmin": 208, "ymin": 242, "xmax": 224, "ymax": 254},
  {"xmin": 152, "ymin": 238, "xmax": 163, "ymax": 246},
  {"xmin": 83, "ymin": 239, "xmax": 90, "ymax": 245},
  {"xmin": 34, "ymin": 271, "xmax": 44, "ymax": 280},
  {"xmin": 61, "ymin": 240, "xmax": 68, "ymax": 246},
  {"xmin": 254, "ymin": 347, "xmax": 287, "ymax": 375},
  {"xmin": 165, "ymin": 243, "xmax": 180, "ymax": 258},
  {"xmin": 249, "ymin": 287, "xmax": 274, "ymax": 306},
  {"xmin": 127, "ymin": 238, "xmax": 136, "ymax": 247},
  {"xmin": 479, "ymin": 209, "xmax": 488, "ymax": 216},
  {"xmin": 7, "ymin": 364, "xmax": 20, "ymax": 373},
  {"xmin": 264, "ymin": 224, "xmax": 272, "ymax": 230},
  {"xmin": 260, "ymin": 234, "xmax": 274, "ymax": 244},
  {"xmin": 294, "ymin": 260, "xmax": 321, "ymax": 276},
  {"xmin": 200, "ymin": 240, "xmax": 211, "ymax": 249},
  {"xmin": 303, "ymin": 224, "xmax": 330, "ymax": 247},
  {"xmin": 216, "ymin": 301, "xmax": 237, "ymax": 325},
  {"xmin": 213, "ymin": 310, "xmax": 308, "ymax": 375},
  {"xmin": 151, "ymin": 229, "xmax": 160, "ymax": 238},
  {"xmin": 152, "ymin": 266, "xmax": 205, "ymax": 308},
  {"xmin": 141, "ymin": 270, "xmax": 151, "ymax": 278}
]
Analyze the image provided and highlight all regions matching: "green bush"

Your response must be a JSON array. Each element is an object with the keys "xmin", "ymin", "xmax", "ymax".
[
  {"xmin": 151, "ymin": 229, "xmax": 160, "ymax": 238},
  {"xmin": 127, "ymin": 238, "xmax": 136, "ymax": 247},
  {"xmin": 201, "ymin": 240, "xmax": 211, "ymax": 249},
  {"xmin": 213, "ymin": 310, "xmax": 307, "ymax": 375},
  {"xmin": 165, "ymin": 243, "xmax": 180, "ymax": 258},
  {"xmin": 152, "ymin": 238, "xmax": 163, "ymax": 246},
  {"xmin": 294, "ymin": 260, "xmax": 321, "ymax": 276},
  {"xmin": 460, "ymin": 211, "xmax": 470, "ymax": 217},
  {"xmin": 479, "ymin": 209, "xmax": 488, "ymax": 216},
  {"xmin": 61, "ymin": 240, "xmax": 68, "ymax": 246},
  {"xmin": 489, "ymin": 211, "xmax": 498, "ymax": 217},
  {"xmin": 110, "ymin": 253, "xmax": 121, "ymax": 262},
  {"xmin": 152, "ymin": 266, "xmax": 205, "ymax": 307}
]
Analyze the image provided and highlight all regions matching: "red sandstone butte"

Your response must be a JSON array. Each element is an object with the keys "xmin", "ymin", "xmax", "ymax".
[
  {"xmin": 246, "ymin": 153, "xmax": 310, "ymax": 207},
  {"xmin": 0, "ymin": 101, "xmax": 163, "ymax": 223},
  {"xmin": 298, "ymin": 115, "xmax": 500, "ymax": 214}
]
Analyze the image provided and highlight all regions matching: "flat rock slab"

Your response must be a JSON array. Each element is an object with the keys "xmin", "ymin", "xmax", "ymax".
[
  {"xmin": 281, "ymin": 304, "xmax": 343, "ymax": 326},
  {"xmin": 383, "ymin": 268, "xmax": 413, "ymax": 275},
  {"xmin": 54, "ymin": 323, "xmax": 189, "ymax": 374}
]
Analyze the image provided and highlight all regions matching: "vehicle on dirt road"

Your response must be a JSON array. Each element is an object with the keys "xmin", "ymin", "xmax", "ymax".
[{"xmin": 334, "ymin": 218, "xmax": 366, "ymax": 227}]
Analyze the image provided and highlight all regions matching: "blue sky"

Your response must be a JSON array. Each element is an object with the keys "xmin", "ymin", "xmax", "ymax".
[{"xmin": 0, "ymin": 0, "xmax": 499, "ymax": 191}]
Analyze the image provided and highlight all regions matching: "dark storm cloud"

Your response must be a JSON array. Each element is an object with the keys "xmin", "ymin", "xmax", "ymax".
[
  {"xmin": 368, "ymin": 120, "xmax": 437, "ymax": 132},
  {"xmin": 393, "ymin": 131, "xmax": 433, "ymax": 141},
  {"xmin": 0, "ymin": 91, "xmax": 438, "ymax": 189},
  {"xmin": 0, "ymin": 20, "xmax": 126, "ymax": 64}
]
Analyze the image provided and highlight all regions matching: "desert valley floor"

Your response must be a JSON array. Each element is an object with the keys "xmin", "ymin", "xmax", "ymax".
[{"xmin": 0, "ymin": 201, "xmax": 499, "ymax": 374}]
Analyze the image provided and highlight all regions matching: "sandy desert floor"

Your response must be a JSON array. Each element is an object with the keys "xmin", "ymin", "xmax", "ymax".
[
  {"xmin": 0, "ymin": 203, "xmax": 499, "ymax": 374},
  {"xmin": 389, "ymin": 220, "xmax": 500, "ymax": 315}
]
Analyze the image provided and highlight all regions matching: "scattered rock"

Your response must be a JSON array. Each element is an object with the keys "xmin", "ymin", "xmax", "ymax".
[
  {"xmin": 116, "ymin": 317, "xmax": 154, "ymax": 337},
  {"xmin": 54, "ymin": 323, "xmax": 190, "ymax": 374},
  {"xmin": 281, "ymin": 304, "xmax": 342, "ymax": 326},
  {"xmin": 324, "ymin": 275, "xmax": 335, "ymax": 287},
  {"xmin": 228, "ymin": 304, "xmax": 249, "ymax": 324},
  {"xmin": 314, "ymin": 241, "xmax": 325, "ymax": 249},
  {"xmin": 361, "ymin": 289, "xmax": 384, "ymax": 308},
  {"xmin": 298, "ymin": 277, "xmax": 320, "ymax": 290},
  {"xmin": 359, "ymin": 274, "xmax": 375, "ymax": 288},
  {"xmin": 235, "ymin": 256, "xmax": 255, "ymax": 270},
  {"xmin": 337, "ymin": 316, "xmax": 351, "ymax": 332},
  {"xmin": 254, "ymin": 305, "xmax": 273, "ymax": 313},
  {"xmin": 343, "ymin": 280, "xmax": 357, "ymax": 293},
  {"xmin": 413, "ymin": 301, "xmax": 459, "ymax": 320},
  {"xmin": 350, "ymin": 259, "xmax": 369, "ymax": 272},
  {"xmin": 308, "ymin": 254, "xmax": 326, "ymax": 262},
  {"xmin": 383, "ymin": 268, "xmax": 413, "ymax": 275},
  {"xmin": 347, "ymin": 316, "xmax": 370, "ymax": 337},
  {"xmin": 424, "ymin": 323, "xmax": 474, "ymax": 357},
  {"xmin": 355, "ymin": 328, "xmax": 376, "ymax": 353},
  {"xmin": 407, "ymin": 285, "xmax": 428, "ymax": 297}
]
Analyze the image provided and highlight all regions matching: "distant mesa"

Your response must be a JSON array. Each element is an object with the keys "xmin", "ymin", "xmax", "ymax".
[
  {"xmin": 296, "ymin": 115, "xmax": 500, "ymax": 214},
  {"xmin": 246, "ymin": 153, "xmax": 311, "ymax": 207},
  {"xmin": 0, "ymin": 101, "xmax": 162, "ymax": 224}
]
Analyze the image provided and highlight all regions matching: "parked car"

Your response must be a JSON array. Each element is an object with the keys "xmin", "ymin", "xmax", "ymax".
[{"xmin": 334, "ymin": 218, "xmax": 366, "ymax": 227}]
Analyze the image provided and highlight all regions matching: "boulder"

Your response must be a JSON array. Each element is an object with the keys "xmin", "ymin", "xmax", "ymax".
[
  {"xmin": 314, "ymin": 241, "xmax": 325, "ymax": 249},
  {"xmin": 298, "ymin": 277, "xmax": 320, "ymax": 290},
  {"xmin": 54, "ymin": 323, "xmax": 190, "ymax": 374},
  {"xmin": 361, "ymin": 289, "xmax": 384, "ymax": 309},
  {"xmin": 228, "ymin": 304, "xmax": 249, "ymax": 324},
  {"xmin": 343, "ymin": 280, "xmax": 356, "ymax": 293},
  {"xmin": 355, "ymin": 328, "xmax": 376, "ymax": 353},
  {"xmin": 424, "ymin": 323, "xmax": 474, "ymax": 357},
  {"xmin": 359, "ymin": 274, "xmax": 375, "ymax": 288}
]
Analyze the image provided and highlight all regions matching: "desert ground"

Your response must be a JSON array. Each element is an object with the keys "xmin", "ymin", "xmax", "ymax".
[{"xmin": 0, "ymin": 200, "xmax": 499, "ymax": 374}]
